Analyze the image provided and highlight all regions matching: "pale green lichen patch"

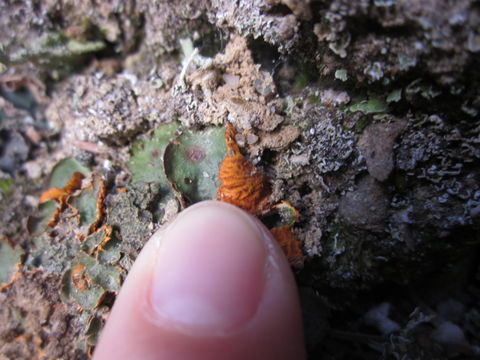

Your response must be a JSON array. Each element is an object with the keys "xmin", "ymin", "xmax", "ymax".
[
  {"xmin": 128, "ymin": 123, "xmax": 227, "ymax": 205},
  {"xmin": 96, "ymin": 235, "xmax": 122, "ymax": 265},
  {"xmin": 26, "ymin": 158, "xmax": 92, "ymax": 236},
  {"xmin": 164, "ymin": 126, "xmax": 227, "ymax": 203},
  {"xmin": 48, "ymin": 158, "xmax": 90, "ymax": 189},
  {"xmin": 26, "ymin": 200, "xmax": 57, "ymax": 235},
  {"xmin": 66, "ymin": 39, "xmax": 105, "ymax": 54},
  {"xmin": 69, "ymin": 175, "xmax": 103, "ymax": 232},
  {"xmin": 0, "ymin": 237, "xmax": 24, "ymax": 290},
  {"xmin": 85, "ymin": 316, "xmax": 103, "ymax": 346},
  {"xmin": 128, "ymin": 122, "xmax": 180, "ymax": 185},
  {"xmin": 27, "ymin": 232, "xmax": 80, "ymax": 275},
  {"xmin": 349, "ymin": 97, "xmax": 388, "ymax": 114},
  {"xmin": 81, "ymin": 227, "xmax": 122, "ymax": 265},
  {"xmin": 386, "ymin": 89, "xmax": 402, "ymax": 103},
  {"xmin": 61, "ymin": 268, "xmax": 104, "ymax": 310},
  {"xmin": 335, "ymin": 69, "xmax": 348, "ymax": 82},
  {"xmin": 26, "ymin": 160, "xmax": 107, "ymax": 272},
  {"xmin": 6, "ymin": 32, "xmax": 106, "ymax": 75},
  {"xmin": 70, "ymin": 192, "xmax": 97, "ymax": 229},
  {"xmin": 23, "ymin": 161, "xmax": 124, "ymax": 352},
  {"xmin": 61, "ymin": 252, "xmax": 125, "ymax": 310},
  {"xmin": 81, "ymin": 229, "xmax": 106, "ymax": 255}
]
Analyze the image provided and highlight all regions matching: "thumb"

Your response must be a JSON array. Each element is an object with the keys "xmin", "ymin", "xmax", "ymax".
[{"xmin": 93, "ymin": 201, "xmax": 306, "ymax": 360}]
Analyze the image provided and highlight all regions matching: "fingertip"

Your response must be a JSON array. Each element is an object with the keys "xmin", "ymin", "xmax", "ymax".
[{"xmin": 94, "ymin": 201, "xmax": 305, "ymax": 360}]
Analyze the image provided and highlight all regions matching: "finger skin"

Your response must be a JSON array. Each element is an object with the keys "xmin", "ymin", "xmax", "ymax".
[{"xmin": 93, "ymin": 201, "xmax": 306, "ymax": 360}]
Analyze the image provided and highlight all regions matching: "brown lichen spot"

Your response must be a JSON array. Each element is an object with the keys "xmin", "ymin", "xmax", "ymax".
[
  {"xmin": 357, "ymin": 119, "xmax": 407, "ymax": 182},
  {"xmin": 76, "ymin": 233, "xmax": 86, "ymax": 242},
  {"xmin": 217, "ymin": 123, "xmax": 272, "ymax": 215},
  {"xmin": 150, "ymin": 149, "xmax": 160, "ymax": 158},
  {"xmin": 95, "ymin": 291, "xmax": 110, "ymax": 309},
  {"xmin": 186, "ymin": 146, "xmax": 206, "ymax": 163},
  {"xmin": 13, "ymin": 334, "xmax": 31, "ymax": 343},
  {"xmin": 71, "ymin": 264, "xmax": 91, "ymax": 291},
  {"xmin": 270, "ymin": 225, "xmax": 304, "ymax": 268}
]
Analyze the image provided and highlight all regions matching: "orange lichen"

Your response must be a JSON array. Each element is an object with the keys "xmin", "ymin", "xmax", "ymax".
[
  {"xmin": 39, "ymin": 172, "xmax": 108, "ymax": 234},
  {"xmin": 270, "ymin": 225, "xmax": 304, "ymax": 268},
  {"xmin": 86, "ymin": 346, "xmax": 95, "ymax": 358},
  {"xmin": 88, "ymin": 178, "xmax": 107, "ymax": 235},
  {"xmin": 39, "ymin": 172, "xmax": 85, "ymax": 227},
  {"xmin": 217, "ymin": 123, "xmax": 272, "ymax": 215},
  {"xmin": 40, "ymin": 172, "xmax": 85, "ymax": 204},
  {"xmin": 0, "ymin": 266, "xmax": 22, "ymax": 292},
  {"xmin": 36, "ymin": 350, "xmax": 47, "ymax": 360},
  {"xmin": 72, "ymin": 263, "xmax": 91, "ymax": 291}
]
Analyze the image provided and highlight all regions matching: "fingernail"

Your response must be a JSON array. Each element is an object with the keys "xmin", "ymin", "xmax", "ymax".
[{"xmin": 151, "ymin": 202, "xmax": 267, "ymax": 333}]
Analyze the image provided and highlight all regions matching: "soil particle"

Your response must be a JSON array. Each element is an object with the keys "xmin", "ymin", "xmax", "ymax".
[
  {"xmin": 357, "ymin": 119, "xmax": 407, "ymax": 181},
  {"xmin": 47, "ymin": 75, "xmax": 146, "ymax": 146},
  {"xmin": 0, "ymin": 270, "xmax": 78, "ymax": 360},
  {"xmin": 338, "ymin": 175, "xmax": 389, "ymax": 231}
]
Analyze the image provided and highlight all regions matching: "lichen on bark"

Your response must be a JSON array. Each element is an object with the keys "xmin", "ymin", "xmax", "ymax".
[{"xmin": 1, "ymin": 0, "xmax": 479, "ymax": 358}]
